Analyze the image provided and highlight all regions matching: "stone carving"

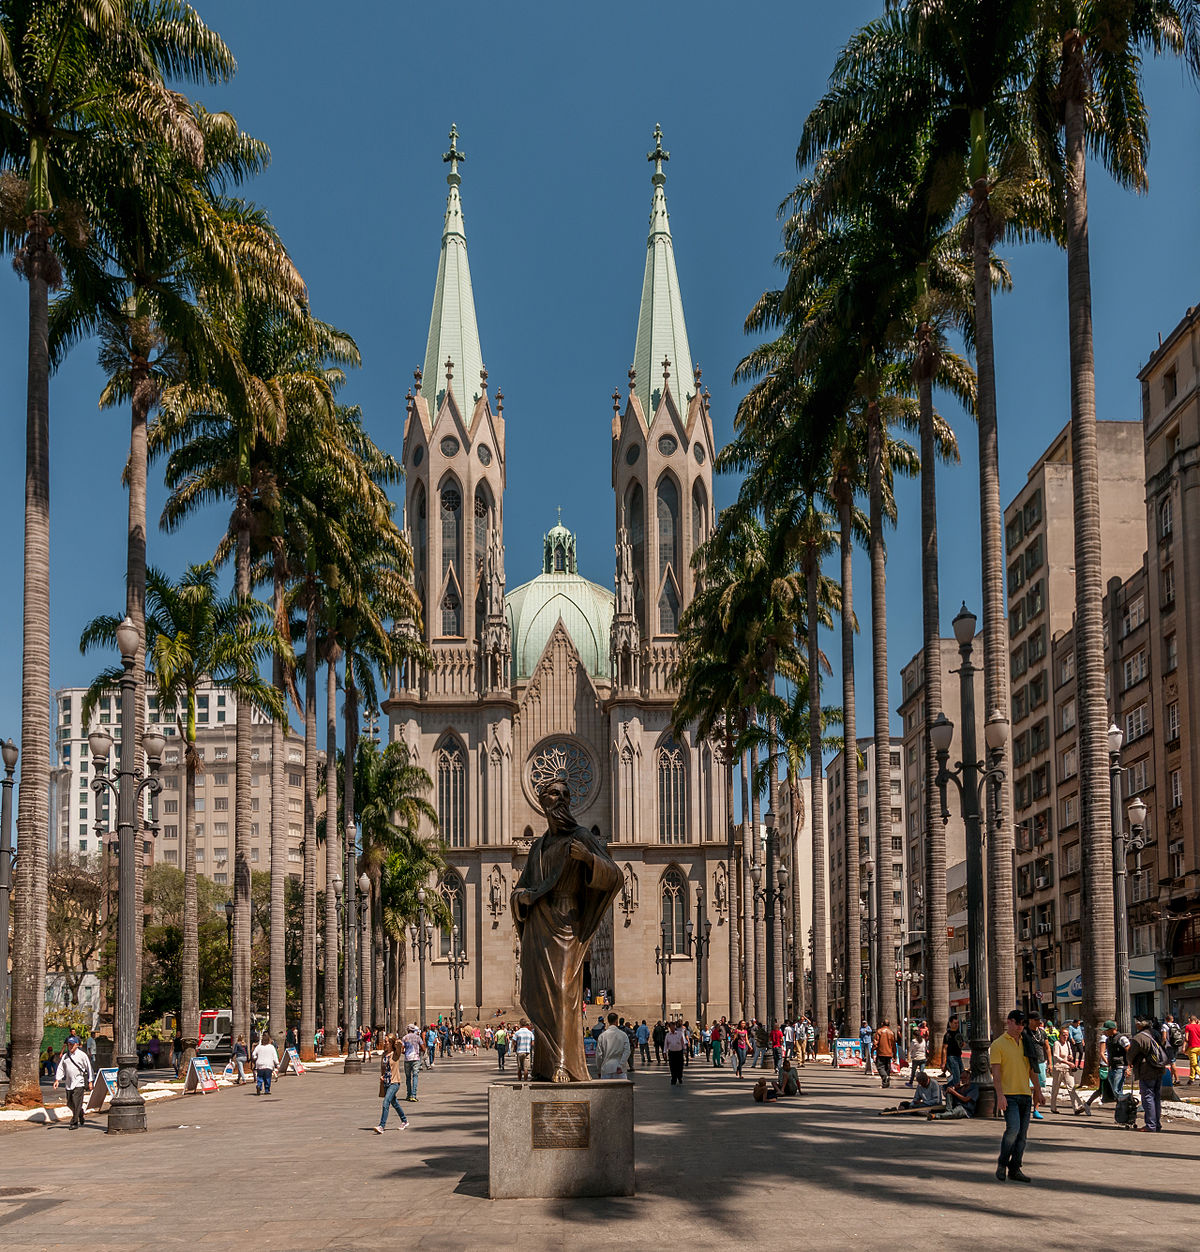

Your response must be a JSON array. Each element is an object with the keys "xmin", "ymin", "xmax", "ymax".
[
  {"xmin": 511, "ymin": 779, "xmax": 622, "ymax": 1082},
  {"xmin": 615, "ymin": 526, "xmax": 635, "ymax": 617},
  {"xmin": 528, "ymin": 740, "xmax": 593, "ymax": 810}
]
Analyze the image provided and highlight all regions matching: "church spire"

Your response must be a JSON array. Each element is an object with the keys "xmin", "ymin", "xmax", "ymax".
[
  {"xmin": 631, "ymin": 125, "xmax": 695, "ymax": 417},
  {"xmin": 422, "ymin": 124, "xmax": 485, "ymax": 413}
]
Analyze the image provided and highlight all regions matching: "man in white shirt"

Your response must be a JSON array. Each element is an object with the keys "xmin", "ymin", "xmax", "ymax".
[
  {"xmin": 401, "ymin": 1025, "xmax": 424, "ymax": 1100},
  {"xmin": 53, "ymin": 1035, "xmax": 94, "ymax": 1129},
  {"xmin": 595, "ymin": 1012, "xmax": 632, "ymax": 1079},
  {"xmin": 512, "ymin": 1019, "xmax": 535, "ymax": 1080},
  {"xmin": 251, "ymin": 1032, "xmax": 280, "ymax": 1095}
]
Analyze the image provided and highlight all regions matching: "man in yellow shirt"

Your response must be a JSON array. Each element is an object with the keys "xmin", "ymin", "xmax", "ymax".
[{"xmin": 989, "ymin": 1008, "xmax": 1043, "ymax": 1183}]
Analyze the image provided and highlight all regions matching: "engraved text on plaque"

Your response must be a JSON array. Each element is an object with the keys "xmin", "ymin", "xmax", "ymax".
[{"xmin": 531, "ymin": 1100, "xmax": 590, "ymax": 1150}]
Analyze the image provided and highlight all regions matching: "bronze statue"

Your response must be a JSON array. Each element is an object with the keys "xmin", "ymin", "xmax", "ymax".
[{"xmin": 511, "ymin": 778, "xmax": 622, "ymax": 1081}]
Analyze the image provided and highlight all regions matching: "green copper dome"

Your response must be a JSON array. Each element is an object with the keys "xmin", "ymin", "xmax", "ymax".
[{"xmin": 506, "ymin": 519, "xmax": 614, "ymax": 681}]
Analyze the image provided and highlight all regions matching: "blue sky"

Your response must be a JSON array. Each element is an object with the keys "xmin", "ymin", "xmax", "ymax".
[{"xmin": 0, "ymin": 0, "xmax": 1197, "ymax": 766}]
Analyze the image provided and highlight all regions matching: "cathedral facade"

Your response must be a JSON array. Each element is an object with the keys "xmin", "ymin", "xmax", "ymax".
[{"xmin": 385, "ymin": 128, "xmax": 735, "ymax": 1025}]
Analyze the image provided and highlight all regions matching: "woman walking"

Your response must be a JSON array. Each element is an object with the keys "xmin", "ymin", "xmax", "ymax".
[
  {"xmin": 375, "ymin": 1035, "xmax": 410, "ymax": 1133},
  {"xmin": 232, "ymin": 1035, "xmax": 249, "ymax": 1085},
  {"xmin": 711, "ymin": 1021, "xmax": 724, "ymax": 1068},
  {"xmin": 665, "ymin": 1021, "xmax": 687, "ymax": 1085},
  {"xmin": 733, "ymin": 1020, "xmax": 750, "ymax": 1077}
]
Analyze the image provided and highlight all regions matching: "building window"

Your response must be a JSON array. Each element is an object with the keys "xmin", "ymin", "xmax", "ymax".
[
  {"xmin": 214, "ymin": 797, "xmax": 229, "ymax": 812},
  {"xmin": 657, "ymin": 737, "xmax": 687, "ymax": 843},
  {"xmin": 659, "ymin": 867, "xmax": 689, "ymax": 954},
  {"xmin": 1060, "ymin": 650, "xmax": 1074, "ymax": 684},
  {"xmin": 1163, "ymin": 564, "xmax": 1175, "ymax": 605},
  {"xmin": 1122, "ymin": 651, "xmax": 1147, "ymax": 690},
  {"xmin": 1167, "ymin": 700, "xmax": 1180, "ymax": 743},
  {"xmin": 1060, "ymin": 747, "xmax": 1077, "ymax": 780},
  {"xmin": 1060, "ymin": 699, "xmax": 1076, "ymax": 733},
  {"xmin": 1159, "ymin": 496, "xmax": 1173, "ymax": 539},
  {"xmin": 1127, "ymin": 758, "xmax": 1150, "ymax": 797},
  {"xmin": 1061, "ymin": 794, "xmax": 1077, "ymax": 826},
  {"xmin": 1170, "ymin": 769, "xmax": 1183, "ymax": 810},
  {"xmin": 440, "ymin": 872, "xmax": 465, "ymax": 958},
  {"xmin": 656, "ymin": 475, "xmax": 681, "ymax": 634},
  {"xmin": 439, "ymin": 481, "xmax": 464, "ymax": 636},
  {"xmin": 1122, "ymin": 595, "xmax": 1145, "ymax": 636},
  {"xmin": 1166, "ymin": 633, "xmax": 1178, "ymax": 672},
  {"xmin": 1125, "ymin": 703, "xmax": 1150, "ymax": 742},
  {"xmin": 288, "ymin": 771, "xmax": 302, "ymax": 788},
  {"xmin": 1164, "ymin": 367, "xmax": 1178, "ymax": 404},
  {"xmin": 436, "ymin": 740, "xmax": 467, "ymax": 847}
]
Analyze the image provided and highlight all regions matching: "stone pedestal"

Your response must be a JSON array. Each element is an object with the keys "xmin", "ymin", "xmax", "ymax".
[{"xmin": 488, "ymin": 1079, "xmax": 634, "ymax": 1199}]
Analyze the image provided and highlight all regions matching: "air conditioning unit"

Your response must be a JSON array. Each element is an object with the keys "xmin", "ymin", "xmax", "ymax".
[
  {"xmin": 1036, "ymin": 876, "xmax": 1049, "ymax": 889},
  {"xmin": 1020, "ymin": 927, "xmax": 1031, "ymax": 940},
  {"xmin": 1037, "ymin": 923, "xmax": 1053, "ymax": 935},
  {"xmin": 1170, "ymin": 840, "xmax": 1185, "ymax": 855}
]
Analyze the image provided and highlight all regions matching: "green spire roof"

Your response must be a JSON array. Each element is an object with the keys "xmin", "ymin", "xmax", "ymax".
[
  {"xmin": 632, "ymin": 125, "xmax": 695, "ymax": 417},
  {"xmin": 422, "ymin": 125, "xmax": 485, "ymax": 413}
]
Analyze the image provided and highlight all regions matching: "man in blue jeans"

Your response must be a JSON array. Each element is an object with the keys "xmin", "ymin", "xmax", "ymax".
[
  {"xmin": 990, "ymin": 1008, "xmax": 1042, "ymax": 1183},
  {"xmin": 401, "ymin": 1024, "xmax": 424, "ymax": 1099},
  {"xmin": 1128, "ymin": 1015, "xmax": 1167, "ymax": 1131},
  {"xmin": 1086, "ymin": 1021, "xmax": 1129, "ymax": 1110}
]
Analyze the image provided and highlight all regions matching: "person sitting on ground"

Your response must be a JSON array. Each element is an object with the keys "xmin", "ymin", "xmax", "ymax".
[
  {"xmin": 887, "ymin": 1069, "xmax": 943, "ymax": 1113},
  {"xmin": 752, "ymin": 1077, "xmax": 779, "ymax": 1103},
  {"xmin": 932, "ymin": 1075, "xmax": 980, "ymax": 1119},
  {"xmin": 777, "ymin": 1058, "xmax": 801, "ymax": 1097}
]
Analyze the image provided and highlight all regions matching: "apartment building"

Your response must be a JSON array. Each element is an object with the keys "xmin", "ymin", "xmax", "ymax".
[
  {"xmin": 896, "ymin": 634, "xmax": 982, "ymax": 1018},
  {"xmin": 52, "ymin": 683, "xmax": 317, "ymax": 889},
  {"xmin": 825, "ymin": 737, "xmax": 906, "ymax": 1025},
  {"xmin": 1140, "ymin": 302, "xmax": 1200, "ymax": 1020},
  {"xmin": 1004, "ymin": 420, "xmax": 1146, "ymax": 1013}
]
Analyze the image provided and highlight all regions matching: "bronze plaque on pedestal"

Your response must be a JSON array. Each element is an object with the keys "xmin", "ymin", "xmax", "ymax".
[{"xmin": 531, "ymin": 1100, "xmax": 590, "ymax": 1150}]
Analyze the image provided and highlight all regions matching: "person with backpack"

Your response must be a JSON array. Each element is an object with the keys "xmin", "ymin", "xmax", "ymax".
[
  {"xmin": 1086, "ymin": 1021, "xmax": 1130, "ymax": 1111},
  {"xmin": 52, "ymin": 1035, "xmax": 94, "ymax": 1129},
  {"xmin": 1128, "ymin": 1014, "xmax": 1170, "ymax": 1132},
  {"xmin": 873, "ymin": 1019, "xmax": 897, "ymax": 1087},
  {"xmin": 1162, "ymin": 1014, "xmax": 1184, "ymax": 1066}
]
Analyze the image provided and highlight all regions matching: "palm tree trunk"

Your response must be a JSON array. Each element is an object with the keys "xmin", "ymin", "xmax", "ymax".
[
  {"xmin": 179, "ymin": 729, "xmax": 200, "ymax": 1076},
  {"xmin": 344, "ymin": 662, "xmax": 361, "ymax": 1033},
  {"xmin": 750, "ymin": 735, "xmax": 766, "ymax": 1022},
  {"xmin": 740, "ymin": 749, "xmax": 754, "ymax": 1021},
  {"xmin": 127, "ymin": 324, "xmax": 152, "ymax": 1021},
  {"xmin": 837, "ymin": 476, "xmax": 862, "ymax": 1037},
  {"xmin": 918, "ymin": 356, "xmax": 949, "ymax": 1064},
  {"xmin": 300, "ymin": 579, "xmax": 319, "ymax": 1060},
  {"xmin": 1064, "ymin": 56, "xmax": 1115, "ymax": 1076},
  {"xmin": 232, "ymin": 496, "xmax": 253, "ymax": 1048},
  {"xmin": 971, "ymin": 183, "xmax": 1016, "ymax": 1032},
  {"xmin": 807, "ymin": 559, "xmax": 829, "ymax": 1050},
  {"xmin": 268, "ymin": 569, "xmax": 287, "ymax": 1048},
  {"xmin": 788, "ymin": 777, "xmax": 805, "ymax": 1024},
  {"xmin": 766, "ymin": 671, "xmax": 785, "ymax": 1023},
  {"xmin": 322, "ymin": 647, "xmax": 341, "ymax": 1054},
  {"xmin": 7, "ymin": 217, "xmax": 52, "ymax": 1106},
  {"xmin": 868, "ymin": 404, "xmax": 892, "ymax": 1028},
  {"xmin": 726, "ymin": 731, "xmax": 741, "ymax": 1021},
  {"xmin": 371, "ymin": 865, "xmax": 385, "ymax": 1035}
]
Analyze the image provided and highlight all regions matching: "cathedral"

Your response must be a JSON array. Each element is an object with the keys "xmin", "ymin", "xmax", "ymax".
[{"xmin": 385, "ymin": 127, "xmax": 734, "ymax": 1025}]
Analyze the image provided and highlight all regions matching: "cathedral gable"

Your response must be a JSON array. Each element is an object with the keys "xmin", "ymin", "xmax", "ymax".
[{"xmin": 516, "ymin": 617, "xmax": 603, "ymax": 738}]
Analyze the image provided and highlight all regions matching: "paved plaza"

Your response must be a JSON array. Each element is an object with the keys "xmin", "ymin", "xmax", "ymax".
[{"xmin": 1, "ymin": 1051, "xmax": 1195, "ymax": 1249}]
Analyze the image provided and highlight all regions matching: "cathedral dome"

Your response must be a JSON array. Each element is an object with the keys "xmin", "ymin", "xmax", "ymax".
[{"xmin": 505, "ymin": 517, "xmax": 615, "ymax": 681}]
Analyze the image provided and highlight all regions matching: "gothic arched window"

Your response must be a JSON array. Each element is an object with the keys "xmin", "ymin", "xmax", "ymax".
[
  {"xmin": 660, "ymin": 867, "xmax": 689, "ymax": 954},
  {"xmin": 436, "ymin": 739, "xmax": 467, "ymax": 848},
  {"xmin": 413, "ymin": 482, "xmax": 428, "ymax": 631},
  {"xmin": 439, "ymin": 870, "xmax": 465, "ymax": 957},
  {"xmin": 474, "ymin": 486, "xmax": 491, "ymax": 639},
  {"xmin": 691, "ymin": 480, "xmax": 708, "ymax": 560},
  {"xmin": 657, "ymin": 735, "xmax": 687, "ymax": 843},
  {"xmin": 627, "ymin": 482, "xmax": 646, "ymax": 635},
  {"xmin": 657, "ymin": 475, "xmax": 681, "ymax": 634},
  {"xmin": 439, "ymin": 478, "xmax": 463, "ymax": 636}
]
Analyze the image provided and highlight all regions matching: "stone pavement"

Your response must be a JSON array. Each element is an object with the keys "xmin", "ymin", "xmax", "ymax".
[{"xmin": 1, "ymin": 1049, "xmax": 1195, "ymax": 1250}]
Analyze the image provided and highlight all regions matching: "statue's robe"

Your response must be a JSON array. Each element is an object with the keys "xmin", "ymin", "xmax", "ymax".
[{"xmin": 511, "ymin": 823, "xmax": 621, "ymax": 1081}]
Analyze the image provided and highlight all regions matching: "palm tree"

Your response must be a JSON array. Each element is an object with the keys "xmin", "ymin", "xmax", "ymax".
[
  {"xmin": 80, "ymin": 564, "xmax": 282, "ymax": 1075},
  {"xmin": 156, "ymin": 289, "xmax": 358, "ymax": 1047},
  {"xmin": 0, "ymin": 0, "xmax": 219, "ymax": 1109},
  {"xmin": 1029, "ymin": 0, "xmax": 1200, "ymax": 1070}
]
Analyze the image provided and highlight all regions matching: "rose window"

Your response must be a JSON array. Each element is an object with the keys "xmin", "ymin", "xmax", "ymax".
[{"xmin": 528, "ymin": 741, "xmax": 594, "ymax": 810}]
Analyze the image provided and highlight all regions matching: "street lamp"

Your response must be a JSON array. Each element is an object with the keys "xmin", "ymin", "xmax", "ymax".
[
  {"xmin": 655, "ymin": 925, "xmax": 674, "ymax": 1022},
  {"xmin": 224, "ymin": 899, "xmax": 234, "ymax": 1001},
  {"xmin": 751, "ymin": 823, "xmax": 790, "ymax": 1030},
  {"xmin": 332, "ymin": 872, "xmax": 348, "ymax": 1063},
  {"xmin": 342, "ymin": 817, "xmax": 363, "ymax": 1074},
  {"xmin": 447, "ymin": 922, "xmax": 467, "ymax": 1028},
  {"xmin": 90, "ymin": 618, "xmax": 165, "ymax": 1134},
  {"xmin": 1108, "ymin": 715, "xmax": 1150, "ymax": 1034},
  {"xmin": 862, "ymin": 857, "xmax": 877, "ymax": 1028},
  {"xmin": 932, "ymin": 603, "xmax": 1008, "ymax": 1120},
  {"xmin": 0, "ymin": 738, "xmax": 17, "ymax": 1089},
  {"xmin": 682, "ymin": 887, "xmax": 714, "ymax": 1025},
  {"xmin": 410, "ymin": 886, "xmax": 432, "ymax": 1027}
]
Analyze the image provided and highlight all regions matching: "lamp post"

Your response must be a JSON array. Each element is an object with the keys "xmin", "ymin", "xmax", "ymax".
[
  {"xmin": 89, "ymin": 617, "xmax": 165, "ymax": 1134},
  {"xmin": 0, "ymin": 738, "xmax": 17, "ymax": 1086},
  {"xmin": 751, "ymin": 820, "xmax": 790, "ymax": 1029},
  {"xmin": 410, "ymin": 887, "xmax": 431, "ymax": 1028},
  {"xmin": 448, "ymin": 923, "xmax": 467, "ymax": 1028},
  {"xmin": 655, "ymin": 920, "xmax": 674, "ymax": 1021},
  {"xmin": 932, "ymin": 602, "xmax": 1008, "ymax": 1120},
  {"xmin": 683, "ymin": 888, "xmax": 713, "ymax": 1025},
  {"xmin": 1106, "ymin": 721, "xmax": 1149, "ymax": 1034},
  {"xmin": 224, "ymin": 899, "xmax": 234, "ymax": 1006},
  {"xmin": 357, "ymin": 870, "xmax": 370, "ymax": 1042},
  {"xmin": 862, "ymin": 858, "xmax": 877, "ymax": 1027}
]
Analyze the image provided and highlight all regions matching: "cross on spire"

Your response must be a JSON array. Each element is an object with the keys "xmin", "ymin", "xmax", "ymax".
[
  {"xmin": 648, "ymin": 124, "xmax": 669, "ymax": 181},
  {"xmin": 443, "ymin": 124, "xmax": 465, "ymax": 183},
  {"xmin": 557, "ymin": 505, "xmax": 562, "ymax": 526},
  {"xmin": 445, "ymin": 356, "xmax": 454, "ymax": 384}
]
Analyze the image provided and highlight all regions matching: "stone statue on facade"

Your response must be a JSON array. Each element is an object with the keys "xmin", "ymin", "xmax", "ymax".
[
  {"xmin": 615, "ymin": 525, "xmax": 634, "ymax": 617},
  {"xmin": 511, "ymin": 778, "xmax": 622, "ymax": 1081}
]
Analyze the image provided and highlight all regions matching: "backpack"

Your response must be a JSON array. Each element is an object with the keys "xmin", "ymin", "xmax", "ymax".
[
  {"xmin": 1143, "ymin": 1034, "xmax": 1170, "ymax": 1073},
  {"xmin": 1113, "ymin": 1092, "xmax": 1139, "ymax": 1126},
  {"xmin": 1167, "ymin": 1022, "xmax": 1184, "ymax": 1054}
]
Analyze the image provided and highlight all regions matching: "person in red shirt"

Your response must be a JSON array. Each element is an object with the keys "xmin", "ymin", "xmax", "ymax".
[
  {"xmin": 770, "ymin": 1024, "xmax": 784, "ymax": 1070},
  {"xmin": 1184, "ymin": 1015, "xmax": 1200, "ymax": 1085}
]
